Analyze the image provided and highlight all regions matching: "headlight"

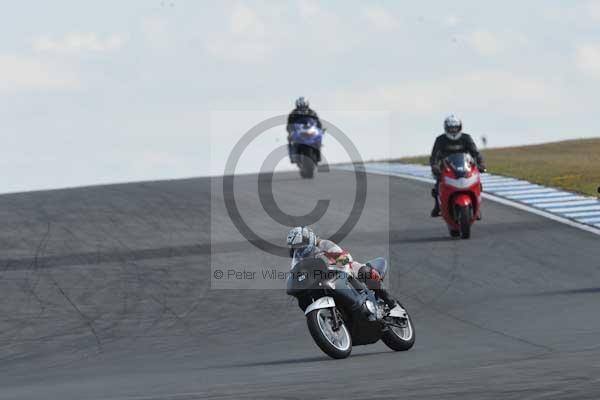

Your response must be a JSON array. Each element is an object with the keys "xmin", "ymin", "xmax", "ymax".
[{"xmin": 304, "ymin": 127, "xmax": 317, "ymax": 136}]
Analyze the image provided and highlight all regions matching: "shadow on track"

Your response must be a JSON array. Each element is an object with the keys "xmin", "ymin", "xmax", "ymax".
[
  {"xmin": 219, "ymin": 350, "xmax": 392, "ymax": 369},
  {"xmin": 526, "ymin": 287, "xmax": 600, "ymax": 297},
  {"xmin": 391, "ymin": 235, "xmax": 456, "ymax": 244}
]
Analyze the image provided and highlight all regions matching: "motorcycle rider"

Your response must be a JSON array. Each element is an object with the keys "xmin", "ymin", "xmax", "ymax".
[
  {"xmin": 286, "ymin": 97, "xmax": 322, "ymax": 163},
  {"xmin": 430, "ymin": 115, "xmax": 485, "ymax": 217},
  {"xmin": 286, "ymin": 226, "xmax": 397, "ymax": 310}
]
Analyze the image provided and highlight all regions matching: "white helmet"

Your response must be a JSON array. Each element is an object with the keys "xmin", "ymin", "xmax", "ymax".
[
  {"xmin": 286, "ymin": 226, "xmax": 316, "ymax": 257},
  {"xmin": 444, "ymin": 114, "xmax": 462, "ymax": 140},
  {"xmin": 295, "ymin": 96, "xmax": 309, "ymax": 110}
]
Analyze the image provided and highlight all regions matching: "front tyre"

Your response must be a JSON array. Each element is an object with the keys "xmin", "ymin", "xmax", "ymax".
[
  {"xmin": 307, "ymin": 308, "xmax": 352, "ymax": 359},
  {"xmin": 458, "ymin": 205, "xmax": 472, "ymax": 239},
  {"xmin": 381, "ymin": 306, "xmax": 415, "ymax": 351},
  {"xmin": 299, "ymin": 156, "xmax": 315, "ymax": 179},
  {"xmin": 449, "ymin": 229, "xmax": 460, "ymax": 238}
]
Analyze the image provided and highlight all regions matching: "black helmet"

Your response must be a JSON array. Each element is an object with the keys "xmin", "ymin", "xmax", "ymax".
[{"xmin": 295, "ymin": 96, "xmax": 309, "ymax": 110}]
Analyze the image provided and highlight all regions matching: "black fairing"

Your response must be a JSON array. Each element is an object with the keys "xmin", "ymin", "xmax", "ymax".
[
  {"xmin": 286, "ymin": 256, "xmax": 388, "ymax": 346},
  {"xmin": 286, "ymin": 257, "xmax": 329, "ymax": 296}
]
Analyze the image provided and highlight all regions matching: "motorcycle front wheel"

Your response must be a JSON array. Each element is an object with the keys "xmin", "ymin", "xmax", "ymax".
[
  {"xmin": 299, "ymin": 155, "xmax": 315, "ymax": 179},
  {"xmin": 458, "ymin": 205, "xmax": 472, "ymax": 239},
  {"xmin": 381, "ymin": 306, "xmax": 415, "ymax": 351},
  {"xmin": 307, "ymin": 308, "xmax": 352, "ymax": 359}
]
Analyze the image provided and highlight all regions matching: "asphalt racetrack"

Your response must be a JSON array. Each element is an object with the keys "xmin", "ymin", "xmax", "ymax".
[{"xmin": 1, "ymin": 170, "xmax": 600, "ymax": 399}]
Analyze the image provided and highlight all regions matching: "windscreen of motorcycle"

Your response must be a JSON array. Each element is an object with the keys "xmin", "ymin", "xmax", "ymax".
[
  {"xmin": 292, "ymin": 115, "xmax": 318, "ymax": 127},
  {"xmin": 444, "ymin": 153, "xmax": 473, "ymax": 178}
]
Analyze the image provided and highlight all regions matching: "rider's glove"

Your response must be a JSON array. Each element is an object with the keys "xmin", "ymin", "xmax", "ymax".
[
  {"xmin": 431, "ymin": 164, "xmax": 441, "ymax": 177},
  {"xmin": 335, "ymin": 255, "xmax": 350, "ymax": 266}
]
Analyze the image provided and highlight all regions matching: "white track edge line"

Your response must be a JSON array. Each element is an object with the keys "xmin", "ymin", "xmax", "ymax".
[{"xmin": 481, "ymin": 193, "xmax": 600, "ymax": 236}]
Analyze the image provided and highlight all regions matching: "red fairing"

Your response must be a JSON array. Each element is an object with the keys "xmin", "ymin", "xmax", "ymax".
[{"xmin": 454, "ymin": 194, "xmax": 472, "ymax": 207}]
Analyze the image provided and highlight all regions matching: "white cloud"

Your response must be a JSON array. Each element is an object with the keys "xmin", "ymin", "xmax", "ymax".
[
  {"xmin": 140, "ymin": 16, "xmax": 171, "ymax": 48},
  {"xmin": 442, "ymin": 15, "xmax": 461, "ymax": 27},
  {"xmin": 0, "ymin": 55, "xmax": 79, "ymax": 93},
  {"xmin": 325, "ymin": 71, "xmax": 575, "ymax": 117},
  {"xmin": 229, "ymin": 4, "xmax": 266, "ymax": 37},
  {"xmin": 466, "ymin": 31, "xmax": 504, "ymax": 56},
  {"xmin": 34, "ymin": 33, "xmax": 124, "ymax": 54},
  {"xmin": 576, "ymin": 43, "xmax": 600, "ymax": 78},
  {"xmin": 299, "ymin": 0, "xmax": 320, "ymax": 18},
  {"xmin": 363, "ymin": 5, "xmax": 400, "ymax": 32},
  {"xmin": 465, "ymin": 30, "xmax": 528, "ymax": 57},
  {"xmin": 588, "ymin": 0, "xmax": 600, "ymax": 21},
  {"xmin": 204, "ymin": 3, "xmax": 281, "ymax": 64},
  {"xmin": 204, "ymin": 2, "xmax": 361, "ymax": 64}
]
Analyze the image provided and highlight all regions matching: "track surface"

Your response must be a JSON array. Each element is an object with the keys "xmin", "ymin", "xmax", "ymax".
[{"xmin": 1, "ymin": 171, "xmax": 600, "ymax": 399}]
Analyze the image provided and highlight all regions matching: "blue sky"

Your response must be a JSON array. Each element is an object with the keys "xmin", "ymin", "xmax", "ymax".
[{"xmin": 2, "ymin": 1, "xmax": 600, "ymax": 192}]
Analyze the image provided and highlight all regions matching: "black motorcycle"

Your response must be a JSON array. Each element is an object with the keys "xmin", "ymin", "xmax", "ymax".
[{"xmin": 286, "ymin": 256, "xmax": 415, "ymax": 359}]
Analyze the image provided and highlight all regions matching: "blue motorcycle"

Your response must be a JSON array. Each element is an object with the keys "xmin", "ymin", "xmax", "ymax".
[{"xmin": 288, "ymin": 117, "xmax": 324, "ymax": 179}]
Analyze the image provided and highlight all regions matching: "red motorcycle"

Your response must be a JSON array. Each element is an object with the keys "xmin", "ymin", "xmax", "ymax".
[{"xmin": 437, "ymin": 153, "xmax": 482, "ymax": 239}]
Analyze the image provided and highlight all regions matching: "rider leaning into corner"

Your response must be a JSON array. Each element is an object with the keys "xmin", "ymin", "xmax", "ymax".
[
  {"xmin": 430, "ymin": 114, "xmax": 486, "ymax": 217},
  {"xmin": 286, "ymin": 97, "xmax": 322, "ymax": 163},
  {"xmin": 286, "ymin": 226, "xmax": 398, "ymax": 310}
]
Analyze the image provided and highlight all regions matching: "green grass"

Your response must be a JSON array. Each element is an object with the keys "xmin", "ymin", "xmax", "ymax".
[{"xmin": 392, "ymin": 138, "xmax": 600, "ymax": 197}]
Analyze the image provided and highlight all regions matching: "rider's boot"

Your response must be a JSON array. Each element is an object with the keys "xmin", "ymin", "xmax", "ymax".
[
  {"xmin": 288, "ymin": 143, "xmax": 295, "ymax": 164},
  {"xmin": 357, "ymin": 265, "xmax": 399, "ymax": 312},
  {"xmin": 431, "ymin": 202, "xmax": 440, "ymax": 217},
  {"xmin": 375, "ymin": 287, "xmax": 398, "ymax": 309},
  {"xmin": 431, "ymin": 187, "xmax": 440, "ymax": 217}
]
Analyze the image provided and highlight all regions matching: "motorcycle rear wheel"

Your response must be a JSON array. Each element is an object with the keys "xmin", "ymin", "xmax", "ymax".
[{"xmin": 307, "ymin": 308, "xmax": 352, "ymax": 359}]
